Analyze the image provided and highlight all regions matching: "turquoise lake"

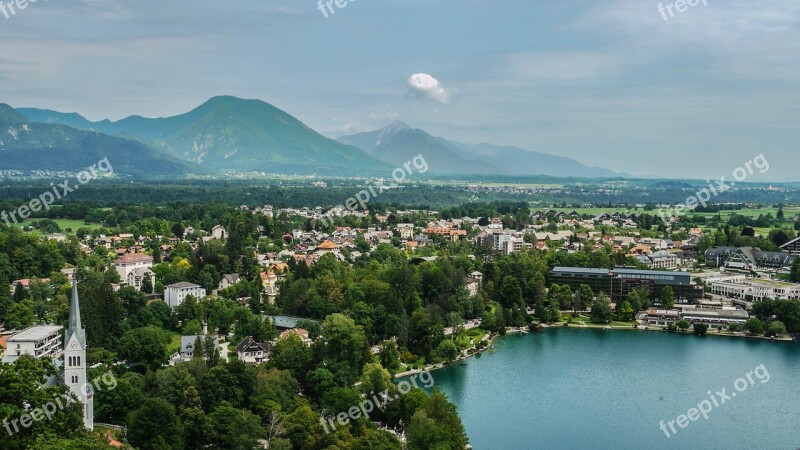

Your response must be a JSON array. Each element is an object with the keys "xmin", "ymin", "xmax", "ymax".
[{"xmin": 427, "ymin": 328, "xmax": 800, "ymax": 450}]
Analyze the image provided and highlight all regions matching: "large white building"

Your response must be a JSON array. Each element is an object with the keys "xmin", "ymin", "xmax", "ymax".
[
  {"xmin": 709, "ymin": 275, "xmax": 800, "ymax": 302},
  {"xmin": 1, "ymin": 325, "xmax": 63, "ymax": 364},
  {"xmin": 114, "ymin": 253, "xmax": 154, "ymax": 280},
  {"xmin": 164, "ymin": 282, "xmax": 207, "ymax": 308},
  {"xmin": 64, "ymin": 281, "xmax": 93, "ymax": 430},
  {"xmin": 396, "ymin": 224, "xmax": 415, "ymax": 240},
  {"xmin": 126, "ymin": 267, "xmax": 156, "ymax": 292}
]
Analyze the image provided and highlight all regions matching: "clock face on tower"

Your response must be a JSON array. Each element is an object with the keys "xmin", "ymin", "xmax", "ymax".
[{"xmin": 70, "ymin": 341, "xmax": 79, "ymax": 349}]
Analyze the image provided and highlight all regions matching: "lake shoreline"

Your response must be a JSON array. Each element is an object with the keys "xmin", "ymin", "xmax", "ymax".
[{"xmin": 395, "ymin": 322, "xmax": 795, "ymax": 379}]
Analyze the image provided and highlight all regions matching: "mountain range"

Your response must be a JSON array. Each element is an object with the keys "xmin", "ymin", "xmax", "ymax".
[
  {"xmin": 0, "ymin": 104, "xmax": 201, "ymax": 178},
  {"xmin": 337, "ymin": 121, "xmax": 621, "ymax": 178},
  {"xmin": 9, "ymin": 96, "xmax": 622, "ymax": 178},
  {"xmin": 19, "ymin": 96, "xmax": 389, "ymax": 175}
]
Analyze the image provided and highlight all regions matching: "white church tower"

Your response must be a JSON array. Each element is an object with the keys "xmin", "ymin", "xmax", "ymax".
[{"xmin": 64, "ymin": 280, "xmax": 94, "ymax": 430}]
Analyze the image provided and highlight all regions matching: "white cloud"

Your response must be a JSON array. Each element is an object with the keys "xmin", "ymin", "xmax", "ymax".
[{"xmin": 407, "ymin": 73, "xmax": 451, "ymax": 104}]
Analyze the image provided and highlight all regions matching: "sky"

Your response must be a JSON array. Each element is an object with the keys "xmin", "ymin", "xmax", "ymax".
[{"xmin": 1, "ymin": 0, "xmax": 798, "ymax": 180}]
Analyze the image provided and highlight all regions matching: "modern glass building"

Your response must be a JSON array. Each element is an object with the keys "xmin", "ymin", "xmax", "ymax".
[{"xmin": 550, "ymin": 267, "xmax": 703, "ymax": 303}]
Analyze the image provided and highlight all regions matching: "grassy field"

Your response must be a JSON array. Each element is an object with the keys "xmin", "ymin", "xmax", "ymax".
[
  {"xmin": 549, "ymin": 206, "xmax": 800, "ymax": 221},
  {"xmin": 11, "ymin": 219, "xmax": 103, "ymax": 232},
  {"xmin": 167, "ymin": 333, "xmax": 182, "ymax": 354},
  {"xmin": 549, "ymin": 207, "xmax": 648, "ymax": 216},
  {"xmin": 685, "ymin": 206, "xmax": 800, "ymax": 219}
]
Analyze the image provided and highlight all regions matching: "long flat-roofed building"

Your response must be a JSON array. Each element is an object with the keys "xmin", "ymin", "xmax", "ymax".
[
  {"xmin": 550, "ymin": 267, "xmax": 703, "ymax": 303},
  {"xmin": 164, "ymin": 282, "xmax": 206, "ymax": 308},
  {"xmin": 709, "ymin": 276, "xmax": 800, "ymax": 302},
  {"xmin": 550, "ymin": 267, "xmax": 612, "ymax": 297},
  {"xmin": 1, "ymin": 325, "xmax": 63, "ymax": 363},
  {"xmin": 642, "ymin": 307, "xmax": 748, "ymax": 329}
]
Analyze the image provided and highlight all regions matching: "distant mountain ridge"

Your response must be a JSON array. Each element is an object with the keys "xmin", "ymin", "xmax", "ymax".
[
  {"xmin": 20, "ymin": 96, "xmax": 390, "ymax": 174},
  {"xmin": 17, "ymin": 97, "xmax": 624, "ymax": 178},
  {"xmin": 338, "ymin": 121, "xmax": 622, "ymax": 178},
  {"xmin": 337, "ymin": 121, "xmax": 505, "ymax": 175},
  {"xmin": 0, "ymin": 104, "xmax": 202, "ymax": 179}
]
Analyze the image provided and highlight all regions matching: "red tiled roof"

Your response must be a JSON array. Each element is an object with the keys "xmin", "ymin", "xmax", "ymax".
[{"xmin": 115, "ymin": 253, "xmax": 153, "ymax": 264}]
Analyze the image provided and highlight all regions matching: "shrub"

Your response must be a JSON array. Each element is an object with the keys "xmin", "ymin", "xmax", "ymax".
[
  {"xmin": 693, "ymin": 323, "xmax": 709, "ymax": 336},
  {"xmin": 765, "ymin": 321, "xmax": 787, "ymax": 337},
  {"xmin": 744, "ymin": 318, "xmax": 765, "ymax": 335}
]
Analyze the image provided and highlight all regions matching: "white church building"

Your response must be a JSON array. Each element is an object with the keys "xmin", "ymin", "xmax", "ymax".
[{"xmin": 64, "ymin": 281, "xmax": 94, "ymax": 430}]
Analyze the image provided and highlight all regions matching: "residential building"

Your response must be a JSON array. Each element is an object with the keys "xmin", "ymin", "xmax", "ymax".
[
  {"xmin": 465, "ymin": 271, "xmax": 483, "ymax": 296},
  {"xmin": 126, "ymin": 267, "xmax": 155, "ymax": 292},
  {"xmin": 705, "ymin": 247, "xmax": 796, "ymax": 271},
  {"xmin": 218, "ymin": 273, "xmax": 241, "ymax": 291},
  {"xmin": 396, "ymin": 223, "xmax": 415, "ymax": 240},
  {"xmin": 780, "ymin": 236, "xmax": 800, "ymax": 255},
  {"xmin": 424, "ymin": 227, "xmax": 467, "ymax": 241},
  {"xmin": 179, "ymin": 335, "xmax": 220, "ymax": 362},
  {"xmin": 279, "ymin": 328, "xmax": 312, "ymax": 346},
  {"xmin": 211, "ymin": 225, "xmax": 227, "ymax": 240},
  {"xmin": 114, "ymin": 253, "xmax": 154, "ymax": 281},
  {"xmin": 635, "ymin": 251, "xmax": 680, "ymax": 270},
  {"xmin": 236, "ymin": 336, "xmax": 272, "ymax": 364},
  {"xmin": 164, "ymin": 282, "xmax": 206, "ymax": 308},
  {"xmin": 1, "ymin": 325, "xmax": 63, "ymax": 363}
]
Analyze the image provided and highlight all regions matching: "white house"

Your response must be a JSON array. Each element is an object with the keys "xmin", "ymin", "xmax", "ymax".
[
  {"xmin": 212, "ymin": 225, "xmax": 227, "ymax": 240},
  {"xmin": 178, "ymin": 335, "xmax": 220, "ymax": 362},
  {"xmin": 236, "ymin": 336, "xmax": 272, "ymax": 364},
  {"xmin": 126, "ymin": 267, "xmax": 156, "ymax": 292},
  {"xmin": 114, "ymin": 253, "xmax": 153, "ymax": 281},
  {"xmin": 164, "ymin": 282, "xmax": 207, "ymax": 309},
  {"xmin": 396, "ymin": 224, "xmax": 415, "ymax": 240},
  {"xmin": 218, "ymin": 274, "xmax": 241, "ymax": 291}
]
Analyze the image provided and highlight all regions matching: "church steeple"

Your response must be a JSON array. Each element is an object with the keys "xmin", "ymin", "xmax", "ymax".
[
  {"xmin": 64, "ymin": 277, "xmax": 93, "ymax": 430},
  {"xmin": 65, "ymin": 279, "xmax": 86, "ymax": 348}
]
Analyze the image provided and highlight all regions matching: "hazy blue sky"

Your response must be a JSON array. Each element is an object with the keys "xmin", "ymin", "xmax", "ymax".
[{"xmin": 1, "ymin": 0, "xmax": 798, "ymax": 180}]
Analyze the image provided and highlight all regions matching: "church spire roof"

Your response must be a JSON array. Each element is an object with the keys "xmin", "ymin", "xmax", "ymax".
[{"xmin": 66, "ymin": 279, "xmax": 86, "ymax": 348}]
